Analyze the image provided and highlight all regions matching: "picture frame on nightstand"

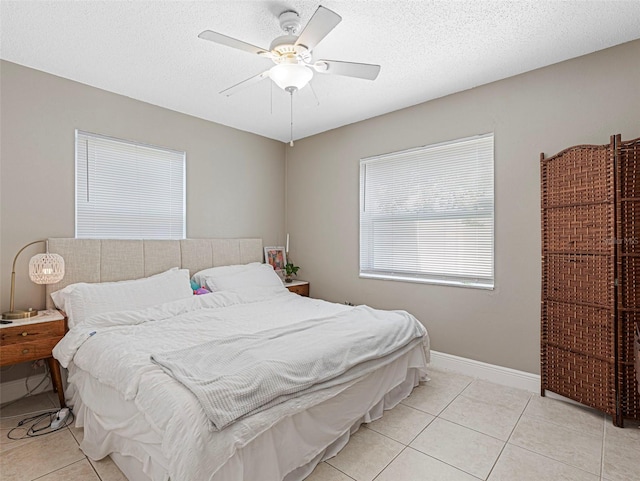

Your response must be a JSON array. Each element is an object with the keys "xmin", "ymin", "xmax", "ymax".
[{"xmin": 264, "ymin": 246, "xmax": 286, "ymax": 271}]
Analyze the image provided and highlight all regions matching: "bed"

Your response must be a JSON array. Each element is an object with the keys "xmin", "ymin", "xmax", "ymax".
[{"xmin": 46, "ymin": 238, "xmax": 430, "ymax": 481}]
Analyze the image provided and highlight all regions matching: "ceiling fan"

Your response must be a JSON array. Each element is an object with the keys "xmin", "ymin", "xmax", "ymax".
[{"xmin": 198, "ymin": 5, "xmax": 381, "ymax": 97}]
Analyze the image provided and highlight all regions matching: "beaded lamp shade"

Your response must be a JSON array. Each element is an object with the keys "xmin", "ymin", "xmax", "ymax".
[{"xmin": 29, "ymin": 252, "xmax": 65, "ymax": 284}]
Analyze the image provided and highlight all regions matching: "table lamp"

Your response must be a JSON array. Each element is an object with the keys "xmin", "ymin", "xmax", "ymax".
[{"xmin": 2, "ymin": 240, "xmax": 65, "ymax": 320}]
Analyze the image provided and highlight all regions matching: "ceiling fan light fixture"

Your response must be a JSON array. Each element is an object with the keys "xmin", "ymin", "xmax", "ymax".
[
  {"xmin": 269, "ymin": 63, "xmax": 313, "ymax": 91},
  {"xmin": 269, "ymin": 35, "xmax": 311, "ymax": 63}
]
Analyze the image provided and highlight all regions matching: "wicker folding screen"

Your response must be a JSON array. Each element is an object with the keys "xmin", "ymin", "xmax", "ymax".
[
  {"xmin": 616, "ymin": 135, "xmax": 640, "ymax": 424},
  {"xmin": 541, "ymin": 135, "xmax": 640, "ymax": 427}
]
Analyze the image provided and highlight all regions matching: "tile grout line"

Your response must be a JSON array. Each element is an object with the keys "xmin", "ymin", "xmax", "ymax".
[
  {"xmin": 393, "ymin": 378, "xmax": 477, "ymax": 443},
  {"xmin": 371, "ymin": 446, "xmax": 408, "ymax": 481},
  {"xmin": 429, "ymin": 419, "xmax": 506, "ymax": 444},
  {"xmin": 365, "ymin": 379, "xmax": 476, "ymax": 481},
  {"xmin": 405, "ymin": 379, "xmax": 508, "ymax": 481},
  {"xmin": 364, "ymin": 403, "xmax": 437, "ymax": 445},
  {"xmin": 503, "ymin": 442, "xmax": 605, "ymax": 480},
  {"xmin": 370, "ymin": 445, "xmax": 486, "ymax": 481},
  {"xmin": 495, "ymin": 393, "xmax": 608, "ymax": 480},
  {"xmin": 404, "ymin": 446, "xmax": 484, "ymax": 480},
  {"xmin": 88, "ymin": 456, "xmax": 106, "ymax": 481},
  {"xmin": 519, "ymin": 412, "xmax": 607, "ymax": 440},
  {"xmin": 416, "ymin": 384, "xmax": 608, "ymax": 480},
  {"xmin": 337, "ymin": 426, "xmax": 410, "ymax": 481},
  {"xmin": 401, "ymin": 374, "xmax": 476, "ymax": 416},
  {"xmin": 362, "ymin": 425, "xmax": 478, "ymax": 478},
  {"xmin": 505, "ymin": 429, "xmax": 605, "ymax": 478},
  {"xmin": 518, "ymin": 399, "xmax": 607, "ymax": 438},
  {"xmin": 425, "ymin": 378, "xmax": 476, "ymax": 417},
  {"xmin": 408, "ymin": 438, "xmax": 492, "ymax": 479},
  {"xmin": 29, "ymin": 458, "xmax": 88, "ymax": 481},
  {"xmin": 430, "ymin": 412, "xmax": 513, "ymax": 444},
  {"xmin": 504, "ymin": 394, "xmax": 533, "ymax": 444},
  {"xmin": 484, "ymin": 393, "xmax": 534, "ymax": 480},
  {"xmin": 73, "ymin": 431, "xmax": 99, "ymax": 479},
  {"xmin": 324, "ymin": 460, "xmax": 358, "ymax": 480}
]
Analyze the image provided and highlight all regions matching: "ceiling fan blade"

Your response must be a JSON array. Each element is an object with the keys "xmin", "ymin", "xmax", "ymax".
[
  {"xmin": 314, "ymin": 60, "xmax": 381, "ymax": 80},
  {"xmin": 199, "ymin": 30, "xmax": 272, "ymax": 57},
  {"xmin": 294, "ymin": 6, "xmax": 341, "ymax": 51},
  {"xmin": 220, "ymin": 70, "xmax": 270, "ymax": 97}
]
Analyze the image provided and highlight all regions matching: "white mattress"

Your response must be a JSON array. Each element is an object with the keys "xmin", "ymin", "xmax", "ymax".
[{"xmin": 56, "ymin": 287, "xmax": 430, "ymax": 480}]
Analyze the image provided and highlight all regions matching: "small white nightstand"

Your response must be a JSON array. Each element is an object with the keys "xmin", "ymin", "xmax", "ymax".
[
  {"xmin": 0, "ymin": 310, "xmax": 66, "ymax": 407},
  {"xmin": 284, "ymin": 280, "xmax": 309, "ymax": 297}
]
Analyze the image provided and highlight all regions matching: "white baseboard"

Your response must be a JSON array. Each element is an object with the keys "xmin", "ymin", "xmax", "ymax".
[
  {"xmin": 0, "ymin": 373, "xmax": 52, "ymax": 405},
  {"xmin": 429, "ymin": 350, "xmax": 540, "ymax": 392},
  {"xmin": 429, "ymin": 350, "xmax": 584, "ymax": 406}
]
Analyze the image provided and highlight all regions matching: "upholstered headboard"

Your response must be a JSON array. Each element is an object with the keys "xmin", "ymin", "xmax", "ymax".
[{"xmin": 45, "ymin": 238, "xmax": 263, "ymax": 309}]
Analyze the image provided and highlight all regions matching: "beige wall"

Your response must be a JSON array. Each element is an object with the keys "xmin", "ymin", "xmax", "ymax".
[
  {"xmin": 285, "ymin": 39, "xmax": 640, "ymax": 375},
  {"xmin": 0, "ymin": 61, "xmax": 285, "ymax": 382},
  {"xmin": 2, "ymin": 39, "xmax": 639, "ymax": 386}
]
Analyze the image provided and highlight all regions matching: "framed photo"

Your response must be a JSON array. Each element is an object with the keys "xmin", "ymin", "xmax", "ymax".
[{"xmin": 264, "ymin": 246, "xmax": 287, "ymax": 271}]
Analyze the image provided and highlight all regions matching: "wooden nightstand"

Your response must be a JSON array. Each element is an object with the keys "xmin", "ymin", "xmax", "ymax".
[
  {"xmin": 285, "ymin": 280, "xmax": 309, "ymax": 297},
  {"xmin": 0, "ymin": 310, "xmax": 66, "ymax": 408}
]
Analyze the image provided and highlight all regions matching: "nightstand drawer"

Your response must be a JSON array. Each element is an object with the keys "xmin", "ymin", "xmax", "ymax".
[
  {"xmin": 287, "ymin": 283, "xmax": 309, "ymax": 297},
  {"xmin": 0, "ymin": 337, "xmax": 62, "ymax": 366},
  {"xmin": 0, "ymin": 310, "xmax": 67, "ymax": 407},
  {"xmin": 0, "ymin": 319, "xmax": 65, "ymax": 345}
]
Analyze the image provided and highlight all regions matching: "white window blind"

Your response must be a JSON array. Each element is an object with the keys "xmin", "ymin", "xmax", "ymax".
[
  {"xmin": 76, "ymin": 130, "xmax": 186, "ymax": 239},
  {"xmin": 360, "ymin": 133, "xmax": 494, "ymax": 289}
]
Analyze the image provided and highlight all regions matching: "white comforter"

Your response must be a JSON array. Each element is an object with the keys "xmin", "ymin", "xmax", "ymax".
[
  {"xmin": 152, "ymin": 305, "xmax": 426, "ymax": 430},
  {"xmin": 53, "ymin": 287, "xmax": 429, "ymax": 480}
]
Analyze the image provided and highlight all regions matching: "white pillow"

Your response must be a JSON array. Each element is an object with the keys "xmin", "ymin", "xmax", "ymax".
[
  {"xmin": 204, "ymin": 263, "xmax": 285, "ymax": 292},
  {"xmin": 191, "ymin": 262, "xmax": 262, "ymax": 288},
  {"xmin": 51, "ymin": 268, "xmax": 193, "ymax": 328}
]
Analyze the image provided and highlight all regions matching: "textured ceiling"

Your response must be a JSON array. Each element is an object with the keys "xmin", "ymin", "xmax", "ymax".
[{"xmin": 2, "ymin": 1, "xmax": 640, "ymax": 143}]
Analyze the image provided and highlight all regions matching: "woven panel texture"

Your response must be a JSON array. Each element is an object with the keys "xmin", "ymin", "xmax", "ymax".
[
  {"xmin": 617, "ymin": 136, "xmax": 640, "ymax": 420},
  {"xmin": 541, "ymin": 145, "xmax": 613, "ymax": 208},
  {"xmin": 544, "ymin": 345, "xmax": 615, "ymax": 415},
  {"xmin": 543, "ymin": 254, "xmax": 613, "ymax": 307},
  {"xmin": 541, "ymin": 141, "xmax": 617, "ymax": 419},
  {"xmin": 544, "ymin": 203, "xmax": 614, "ymax": 254},
  {"xmin": 543, "ymin": 301, "xmax": 614, "ymax": 360}
]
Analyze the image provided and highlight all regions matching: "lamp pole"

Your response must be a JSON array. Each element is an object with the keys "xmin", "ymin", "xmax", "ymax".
[{"xmin": 5, "ymin": 240, "xmax": 44, "ymax": 319}]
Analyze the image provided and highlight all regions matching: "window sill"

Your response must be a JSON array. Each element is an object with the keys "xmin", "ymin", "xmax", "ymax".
[{"xmin": 359, "ymin": 272, "xmax": 494, "ymax": 290}]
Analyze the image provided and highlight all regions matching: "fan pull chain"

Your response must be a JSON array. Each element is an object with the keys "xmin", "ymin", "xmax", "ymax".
[
  {"xmin": 309, "ymin": 82, "xmax": 320, "ymax": 106},
  {"xmin": 289, "ymin": 89, "xmax": 294, "ymax": 147}
]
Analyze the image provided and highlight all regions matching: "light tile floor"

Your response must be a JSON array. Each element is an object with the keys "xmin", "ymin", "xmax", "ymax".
[
  {"xmin": 309, "ymin": 368, "xmax": 640, "ymax": 481},
  {"xmin": 1, "ymin": 368, "xmax": 638, "ymax": 481},
  {"xmin": 0, "ymin": 391, "xmax": 126, "ymax": 481}
]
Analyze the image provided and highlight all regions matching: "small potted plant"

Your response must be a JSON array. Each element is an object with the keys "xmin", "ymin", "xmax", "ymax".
[{"xmin": 283, "ymin": 262, "xmax": 300, "ymax": 283}]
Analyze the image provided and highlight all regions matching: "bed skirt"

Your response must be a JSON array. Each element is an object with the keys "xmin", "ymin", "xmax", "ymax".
[{"xmin": 68, "ymin": 346, "xmax": 428, "ymax": 481}]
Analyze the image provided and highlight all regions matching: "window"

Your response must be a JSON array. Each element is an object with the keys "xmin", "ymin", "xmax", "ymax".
[
  {"xmin": 360, "ymin": 133, "xmax": 494, "ymax": 289},
  {"xmin": 76, "ymin": 130, "xmax": 185, "ymax": 239}
]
